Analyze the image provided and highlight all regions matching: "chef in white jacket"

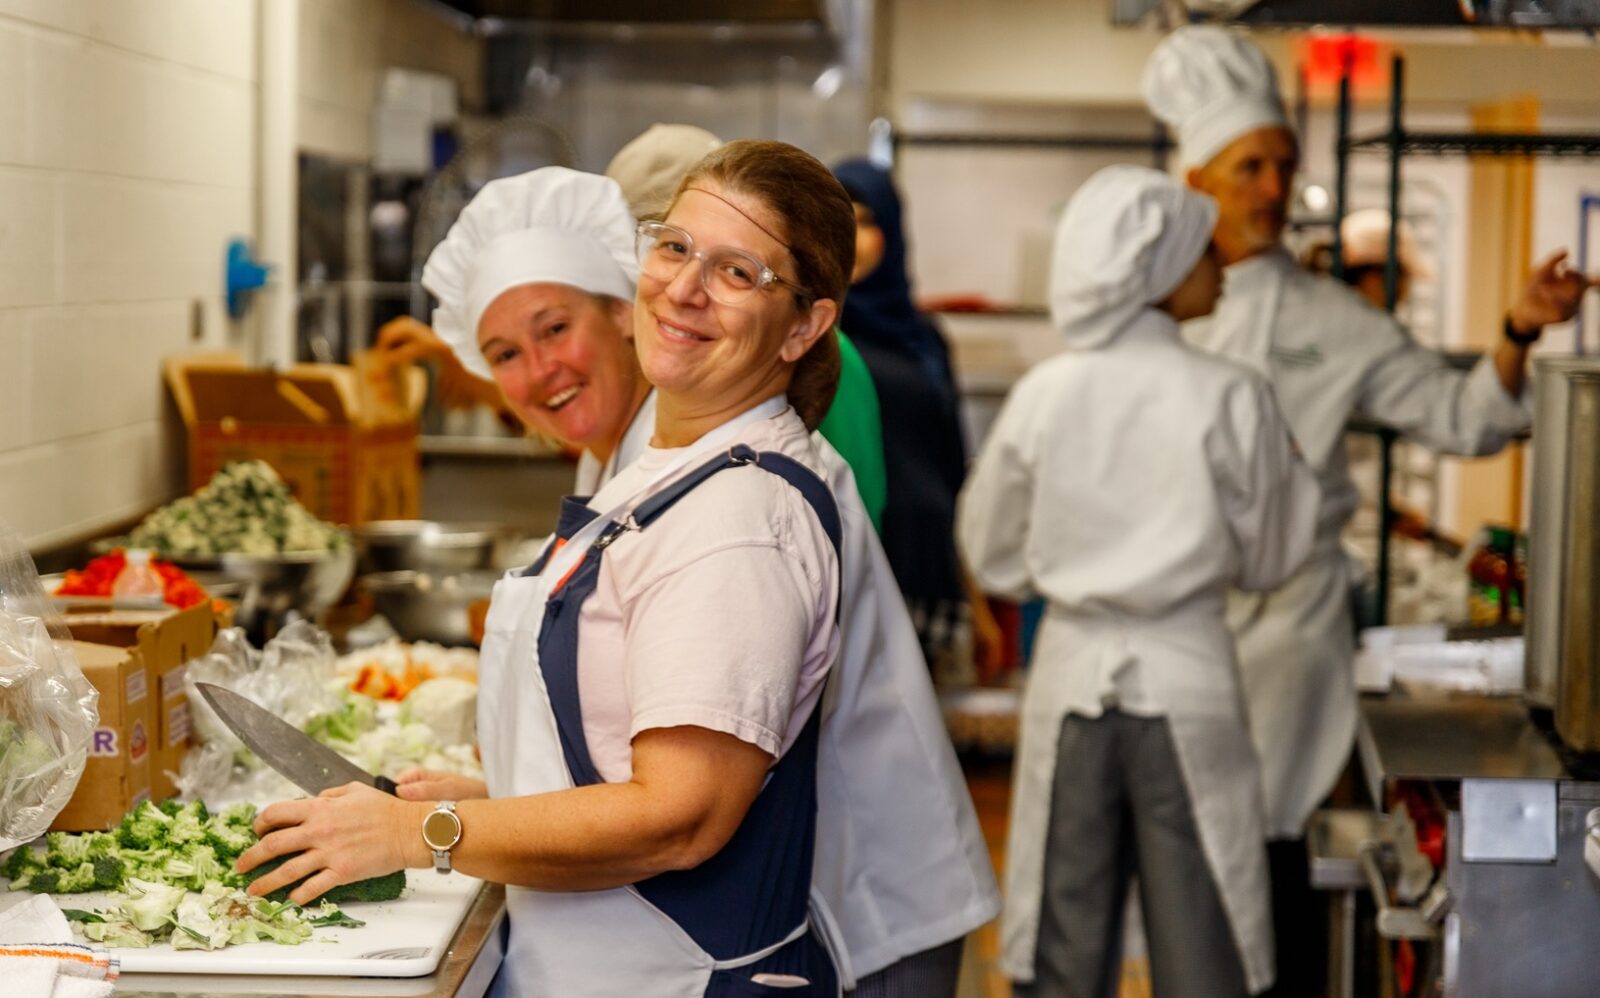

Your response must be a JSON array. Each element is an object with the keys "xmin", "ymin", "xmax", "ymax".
[
  {"xmin": 1142, "ymin": 26, "xmax": 1596, "ymax": 993},
  {"xmin": 960, "ymin": 165, "xmax": 1320, "ymax": 997},
  {"xmin": 416, "ymin": 151, "xmax": 998, "ymax": 996}
]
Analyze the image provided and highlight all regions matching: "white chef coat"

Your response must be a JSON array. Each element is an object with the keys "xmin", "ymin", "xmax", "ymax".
[
  {"xmin": 1183, "ymin": 246, "xmax": 1532, "ymax": 837},
  {"xmin": 580, "ymin": 390, "xmax": 1000, "ymax": 980},
  {"xmin": 960, "ymin": 310, "xmax": 1320, "ymax": 994}
]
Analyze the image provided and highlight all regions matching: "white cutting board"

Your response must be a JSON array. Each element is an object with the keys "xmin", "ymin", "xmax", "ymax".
[{"xmin": 30, "ymin": 871, "xmax": 483, "ymax": 977}]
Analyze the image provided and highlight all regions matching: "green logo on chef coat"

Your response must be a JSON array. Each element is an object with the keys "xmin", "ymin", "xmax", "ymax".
[{"xmin": 1270, "ymin": 344, "xmax": 1324, "ymax": 369}]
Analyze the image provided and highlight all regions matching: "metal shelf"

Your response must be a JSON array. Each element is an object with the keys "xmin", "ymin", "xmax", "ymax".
[
  {"xmin": 1347, "ymin": 131, "xmax": 1600, "ymax": 159},
  {"xmin": 893, "ymin": 131, "xmax": 1173, "ymax": 154}
]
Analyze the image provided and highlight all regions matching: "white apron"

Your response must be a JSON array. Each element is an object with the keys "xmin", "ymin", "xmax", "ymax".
[
  {"xmin": 476, "ymin": 398, "xmax": 844, "ymax": 998},
  {"xmin": 1000, "ymin": 601, "xmax": 1274, "ymax": 995}
]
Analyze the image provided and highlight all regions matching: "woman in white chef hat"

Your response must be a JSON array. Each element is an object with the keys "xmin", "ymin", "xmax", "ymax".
[{"xmin": 959, "ymin": 165, "xmax": 1320, "ymax": 997}]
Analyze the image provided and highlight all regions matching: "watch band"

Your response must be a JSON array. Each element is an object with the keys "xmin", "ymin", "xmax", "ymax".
[{"xmin": 1504, "ymin": 313, "xmax": 1541, "ymax": 346}]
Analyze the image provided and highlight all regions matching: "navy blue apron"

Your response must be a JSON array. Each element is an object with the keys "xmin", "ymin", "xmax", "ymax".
[{"xmin": 530, "ymin": 444, "xmax": 842, "ymax": 996}]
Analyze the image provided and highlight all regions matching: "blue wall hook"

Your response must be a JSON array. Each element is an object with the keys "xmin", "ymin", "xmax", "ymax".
[{"xmin": 225, "ymin": 238, "xmax": 271, "ymax": 319}]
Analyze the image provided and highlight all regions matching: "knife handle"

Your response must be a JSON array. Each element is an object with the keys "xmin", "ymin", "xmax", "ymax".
[{"xmin": 375, "ymin": 776, "xmax": 399, "ymax": 796}]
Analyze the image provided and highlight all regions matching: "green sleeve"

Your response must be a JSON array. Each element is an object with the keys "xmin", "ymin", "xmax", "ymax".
[{"xmin": 817, "ymin": 331, "xmax": 887, "ymax": 533}]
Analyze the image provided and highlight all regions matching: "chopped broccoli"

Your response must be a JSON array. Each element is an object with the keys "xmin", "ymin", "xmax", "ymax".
[
  {"xmin": 219, "ymin": 802, "xmax": 258, "ymax": 829},
  {"xmin": 82, "ymin": 918, "xmax": 153, "ymax": 949},
  {"xmin": 305, "ymin": 693, "xmax": 378, "ymax": 749},
  {"xmin": 2, "ymin": 845, "xmax": 42, "ymax": 882},
  {"xmin": 92, "ymin": 855, "xmax": 125, "ymax": 891},
  {"xmin": 15, "ymin": 869, "xmax": 60, "ymax": 894},
  {"xmin": 45, "ymin": 831, "xmax": 93, "ymax": 869},
  {"xmin": 204, "ymin": 822, "xmax": 254, "ymax": 862},
  {"xmin": 247, "ymin": 854, "xmax": 405, "ymax": 904},
  {"xmin": 117, "ymin": 801, "xmax": 174, "ymax": 849},
  {"xmin": 171, "ymin": 892, "xmax": 230, "ymax": 950},
  {"xmin": 122, "ymin": 877, "xmax": 186, "ymax": 931}
]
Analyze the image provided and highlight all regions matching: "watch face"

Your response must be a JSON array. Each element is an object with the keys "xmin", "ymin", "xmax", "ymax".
[{"xmin": 423, "ymin": 808, "xmax": 461, "ymax": 850}]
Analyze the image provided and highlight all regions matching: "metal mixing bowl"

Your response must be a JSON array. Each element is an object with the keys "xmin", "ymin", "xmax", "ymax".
[
  {"xmin": 352, "ymin": 521, "xmax": 521, "ymax": 576},
  {"xmin": 168, "ymin": 548, "xmax": 356, "ymax": 641},
  {"xmin": 359, "ymin": 570, "xmax": 497, "ymax": 646}
]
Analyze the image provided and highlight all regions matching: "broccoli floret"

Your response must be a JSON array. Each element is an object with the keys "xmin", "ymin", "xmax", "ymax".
[
  {"xmin": 157, "ymin": 799, "xmax": 184, "ymax": 817},
  {"xmin": 92, "ymin": 854, "xmax": 125, "ymax": 891},
  {"xmin": 204, "ymin": 822, "xmax": 254, "ymax": 862},
  {"xmin": 246, "ymin": 854, "xmax": 405, "ymax": 904},
  {"xmin": 160, "ymin": 845, "xmax": 232, "ymax": 891},
  {"xmin": 56, "ymin": 862, "xmax": 102, "ymax": 893},
  {"xmin": 305, "ymin": 694, "xmax": 378, "ymax": 749},
  {"xmin": 117, "ymin": 801, "xmax": 174, "ymax": 849},
  {"xmin": 45, "ymin": 831, "xmax": 93, "ymax": 870},
  {"xmin": 17, "ymin": 869, "xmax": 61, "ymax": 894},
  {"xmin": 2, "ymin": 846, "xmax": 43, "ymax": 882},
  {"xmin": 166, "ymin": 801, "xmax": 210, "ymax": 846},
  {"xmin": 218, "ymin": 802, "xmax": 258, "ymax": 830},
  {"xmin": 83, "ymin": 831, "xmax": 120, "ymax": 860}
]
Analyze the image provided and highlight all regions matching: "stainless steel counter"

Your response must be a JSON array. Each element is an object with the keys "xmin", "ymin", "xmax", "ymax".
[
  {"xmin": 114, "ymin": 884, "xmax": 505, "ymax": 998},
  {"xmin": 1356, "ymin": 692, "xmax": 1564, "ymax": 803}
]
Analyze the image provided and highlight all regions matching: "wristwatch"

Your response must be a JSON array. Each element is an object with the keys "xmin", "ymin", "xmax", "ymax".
[
  {"xmin": 421, "ymin": 801, "xmax": 462, "ymax": 874},
  {"xmin": 1504, "ymin": 313, "xmax": 1541, "ymax": 346}
]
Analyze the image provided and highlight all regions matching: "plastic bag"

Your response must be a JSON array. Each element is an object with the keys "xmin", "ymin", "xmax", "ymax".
[
  {"xmin": 0, "ymin": 522, "xmax": 99, "ymax": 851},
  {"xmin": 179, "ymin": 619, "xmax": 342, "ymax": 803}
]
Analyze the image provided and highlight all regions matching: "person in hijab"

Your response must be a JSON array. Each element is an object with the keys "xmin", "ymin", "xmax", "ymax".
[
  {"xmin": 959, "ymin": 165, "xmax": 1321, "ymax": 998},
  {"xmin": 1142, "ymin": 26, "xmax": 1596, "ymax": 993},
  {"xmin": 833, "ymin": 159, "xmax": 1002, "ymax": 678}
]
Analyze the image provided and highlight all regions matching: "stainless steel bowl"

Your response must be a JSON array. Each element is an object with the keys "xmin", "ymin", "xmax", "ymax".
[
  {"xmin": 359, "ymin": 570, "xmax": 497, "ymax": 646},
  {"xmin": 168, "ymin": 548, "xmax": 356, "ymax": 640},
  {"xmin": 352, "ymin": 521, "xmax": 520, "ymax": 576}
]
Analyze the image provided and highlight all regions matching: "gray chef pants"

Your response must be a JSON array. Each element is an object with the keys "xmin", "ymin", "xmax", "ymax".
[
  {"xmin": 1012, "ymin": 710, "xmax": 1249, "ymax": 998},
  {"xmin": 848, "ymin": 937, "xmax": 963, "ymax": 998}
]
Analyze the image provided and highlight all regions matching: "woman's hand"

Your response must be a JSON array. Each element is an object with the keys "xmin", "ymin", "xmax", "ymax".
[
  {"xmin": 236, "ymin": 783, "xmax": 429, "ymax": 906},
  {"xmin": 395, "ymin": 769, "xmax": 489, "ymax": 803}
]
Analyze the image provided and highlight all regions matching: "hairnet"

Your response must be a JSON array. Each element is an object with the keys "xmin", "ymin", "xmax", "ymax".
[
  {"xmin": 604, "ymin": 124, "xmax": 723, "ymax": 218},
  {"xmin": 421, "ymin": 166, "xmax": 638, "ymax": 379},
  {"xmin": 1050, "ymin": 165, "xmax": 1219, "ymax": 349},
  {"xmin": 1142, "ymin": 25, "xmax": 1289, "ymax": 169}
]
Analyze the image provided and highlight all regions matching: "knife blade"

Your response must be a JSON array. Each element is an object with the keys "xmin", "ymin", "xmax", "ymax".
[{"xmin": 195, "ymin": 682, "xmax": 398, "ymax": 797}]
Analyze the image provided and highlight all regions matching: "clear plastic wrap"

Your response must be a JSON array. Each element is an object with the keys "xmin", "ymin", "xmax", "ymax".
[
  {"xmin": 0, "ymin": 523, "xmax": 100, "ymax": 851},
  {"xmin": 180, "ymin": 619, "xmax": 343, "ymax": 803}
]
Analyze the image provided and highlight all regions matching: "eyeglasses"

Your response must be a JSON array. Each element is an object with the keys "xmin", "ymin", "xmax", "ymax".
[{"xmin": 635, "ymin": 221, "xmax": 812, "ymax": 307}]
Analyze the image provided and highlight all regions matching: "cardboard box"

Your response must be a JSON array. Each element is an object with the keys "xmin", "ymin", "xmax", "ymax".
[
  {"xmin": 51, "ymin": 641, "xmax": 154, "ymax": 831},
  {"xmin": 64, "ymin": 603, "xmax": 220, "ymax": 802},
  {"xmin": 165, "ymin": 352, "xmax": 425, "ymax": 526}
]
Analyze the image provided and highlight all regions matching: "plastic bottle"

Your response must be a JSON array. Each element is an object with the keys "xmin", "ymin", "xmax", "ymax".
[{"xmin": 112, "ymin": 548, "xmax": 165, "ymax": 602}]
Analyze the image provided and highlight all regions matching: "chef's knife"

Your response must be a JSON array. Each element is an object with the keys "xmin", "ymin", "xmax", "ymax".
[{"xmin": 195, "ymin": 682, "xmax": 398, "ymax": 797}]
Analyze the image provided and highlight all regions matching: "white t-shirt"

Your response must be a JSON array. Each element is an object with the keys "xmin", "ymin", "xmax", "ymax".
[{"xmin": 575, "ymin": 406, "xmax": 841, "ymax": 783}]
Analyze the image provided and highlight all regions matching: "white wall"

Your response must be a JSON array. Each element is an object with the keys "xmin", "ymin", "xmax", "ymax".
[
  {"xmin": 2, "ymin": 0, "xmax": 480, "ymax": 552},
  {"xmin": 0, "ymin": 1, "xmax": 256, "ymax": 551}
]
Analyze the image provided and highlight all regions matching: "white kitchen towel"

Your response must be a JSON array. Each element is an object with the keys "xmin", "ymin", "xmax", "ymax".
[{"xmin": 0, "ymin": 894, "xmax": 117, "ymax": 997}]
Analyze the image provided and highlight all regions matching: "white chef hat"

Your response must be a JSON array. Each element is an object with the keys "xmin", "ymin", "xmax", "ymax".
[
  {"xmin": 604, "ymin": 124, "xmax": 723, "ymax": 219},
  {"xmin": 1142, "ymin": 25, "xmax": 1290, "ymax": 169},
  {"xmin": 421, "ymin": 166, "xmax": 639, "ymax": 379},
  {"xmin": 1050, "ymin": 165, "xmax": 1219, "ymax": 349},
  {"xmin": 1340, "ymin": 208, "xmax": 1434, "ymax": 278}
]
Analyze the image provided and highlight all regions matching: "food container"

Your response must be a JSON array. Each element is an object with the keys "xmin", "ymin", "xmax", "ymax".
[
  {"xmin": 352, "ymin": 520, "xmax": 520, "ymax": 576},
  {"xmin": 359, "ymin": 570, "xmax": 496, "ymax": 647},
  {"xmin": 169, "ymin": 548, "xmax": 356, "ymax": 642}
]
